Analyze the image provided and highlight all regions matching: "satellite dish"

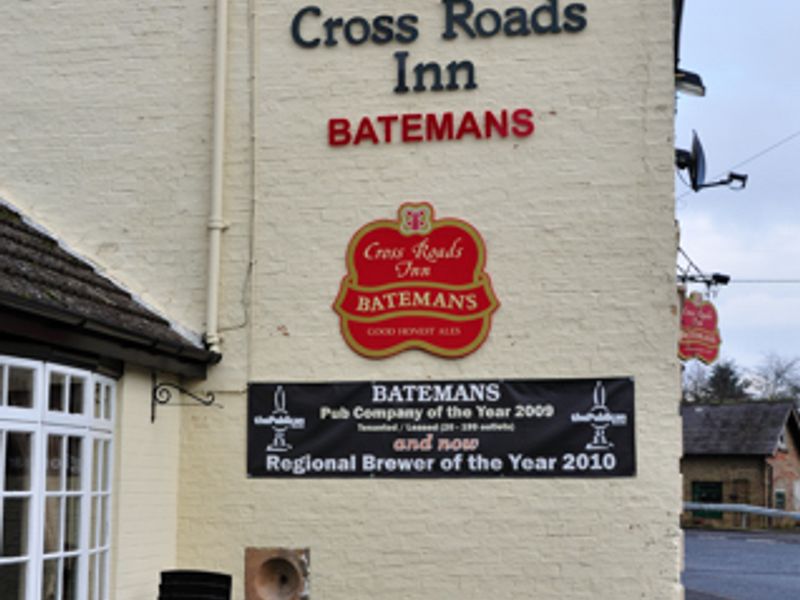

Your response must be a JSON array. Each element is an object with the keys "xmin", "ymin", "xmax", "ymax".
[
  {"xmin": 676, "ymin": 131, "xmax": 706, "ymax": 191},
  {"xmin": 676, "ymin": 131, "xmax": 748, "ymax": 192},
  {"xmin": 690, "ymin": 132, "xmax": 706, "ymax": 190}
]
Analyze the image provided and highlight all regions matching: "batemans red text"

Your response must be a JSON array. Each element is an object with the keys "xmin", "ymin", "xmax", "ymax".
[{"xmin": 329, "ymin": 107, "xmax": 534, "ymax": 146}]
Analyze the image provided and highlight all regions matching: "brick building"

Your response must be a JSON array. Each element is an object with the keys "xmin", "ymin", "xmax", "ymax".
[
  {"xmin": 0, "ymin": 1, "xmax": 682, "ymax": 599},
  {"xmin": 682, "ymin": 401, "xmax": 800, "ymax": 529}
]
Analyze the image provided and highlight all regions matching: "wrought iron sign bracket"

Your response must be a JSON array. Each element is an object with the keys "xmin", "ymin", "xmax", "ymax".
[{"xmin": 151, "ymin": 375, "xmax": 218, "ymax": 423}]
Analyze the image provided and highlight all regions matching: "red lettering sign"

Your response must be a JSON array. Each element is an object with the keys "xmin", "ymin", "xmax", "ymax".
[
  {"xmin": 333, "ymin": 203, "xmax": 499, "ymax": 358},
  {"xmin": 678, "ymin": 292, "xmax": 721, "ymax": 364},
  {"xmin": 328, "ymin": 108, "xmax": 535, "ymax": 147}
]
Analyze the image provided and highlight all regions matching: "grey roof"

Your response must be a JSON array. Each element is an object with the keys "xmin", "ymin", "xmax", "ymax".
[
  {"xmin": 682, "ymin": 401, "xmax": 797, "ymax": 456},
  {"xmin": 0, "ymin": 201, "xmax": 216, "ymax": 374}
]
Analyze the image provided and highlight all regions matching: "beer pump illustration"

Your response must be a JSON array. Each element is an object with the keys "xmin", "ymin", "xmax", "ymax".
[
  {"xmin": 570, "ymin": 381, "xmax": 628, "ymax": 451},
  {"xmin": 263, "ymin": 385, "xmax": 305, "ymax": 452}
]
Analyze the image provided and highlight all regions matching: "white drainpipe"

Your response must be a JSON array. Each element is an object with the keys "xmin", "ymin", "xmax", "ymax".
[{"xmin": 205, "ymin": 0, "xmax": 229, "ymax": 355}]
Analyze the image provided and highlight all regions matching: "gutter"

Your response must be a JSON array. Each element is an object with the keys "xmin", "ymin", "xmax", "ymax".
[
  {"xmin": 0, "ymin": 296, "xmax": 218, "ymax": 361},
  {"xmin": 0, "ymin": 305, "xmax": 216, "ymax": 379}
]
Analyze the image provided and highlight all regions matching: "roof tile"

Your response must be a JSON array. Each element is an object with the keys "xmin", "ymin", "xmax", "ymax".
[
  {"xmin": 682, "ymin": 401, "xmax": 794, "ymax": 456},
  {"xmin": 0, "ymin": 202, "xmax": 202, "ymax": 352}
]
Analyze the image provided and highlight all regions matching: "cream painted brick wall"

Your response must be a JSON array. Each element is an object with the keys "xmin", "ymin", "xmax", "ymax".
[
  {"xmin": 113, "ymin": 366, "xmax": 182, "ymax": 600},
  {"xmin": 0, "ymin": 1, "xmax": 216, "ymax": 335},
  {"xmin": 183, "ymin": 0, "xmax": 682, "ymax": 599},
  {"xmin": 0, "ymin": 0, "xmax": 683, "ymax": 598},
  {"xmin": 0, "ymin": 5, "xmax": 218, "ymax": 597},
  {"xmin": 250, "ymin": 0, "xmax": 677, "ymax": 381}
]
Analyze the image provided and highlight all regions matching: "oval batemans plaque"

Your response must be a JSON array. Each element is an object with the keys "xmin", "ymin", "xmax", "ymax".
[{"xmin": 333, "ymin": 203, "xmax": 499, "ymax": 358}]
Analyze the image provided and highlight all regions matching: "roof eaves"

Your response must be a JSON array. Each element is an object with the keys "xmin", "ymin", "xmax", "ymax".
[
  {"xmin": 0, "ymin": 198, "xmax": 220, "ymax": 370},
  {"xmin": 2, "ymin": 293, "xmax": 219, "ymax": 365}
]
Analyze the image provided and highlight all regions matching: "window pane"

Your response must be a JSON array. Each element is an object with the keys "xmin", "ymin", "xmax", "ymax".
[
  {"xmin": 5, "ymin": 432, "xmax": 32, "ymax": 491},
  {"xmin": 0, "ymin": 561, "xmax": 27, "ymax": 600},
  {"xmin": 66, "ymin": 437, "xmax": 81, "ymax": 491},
  {"xmin": 94, "ymin": 383, "xmax": 102, "ymax": 419},
  {"xmin": 691, "ymin": 481, "xmax": 723, "ymax": 519},
  {"xmin": 8, "ymin": 367, "xmax": 34, "ymax": 408},
  {"xmin": 92, "ymin": 440, "xmax": 101, "ymax": 492},
  {"xmin": 103, "ymin": 386, "xmax": 111, "ymax": 421},
  {"xmin": 44, "ymin": 497, "xmax": 62, "ymax": 554},
  {"xmin": 47, "ymin": 435, "xmax": 64, "ymax": 492},
  {"xmin": 88, "ymin": 553, "xmax": 97, "ymax": 600},
  {"xmin": 64, "ymin": 496, "xmax": 81, "ymax": 552},
  {"xmin": 0, "ymin": 365, "xmax": 6, "ymax": 406},
  {"xmin": 68, "ymin": 378, "xmax": 84, "ymax": 415},
  {"xmin": 100, "ymin": 496, "xmax": 110, "ymax": 546},
  {"xmin": 100, "ymin": 441, "xmax": 110, "ymax": 492},
  {"xmin": 91, "ymin": 497, "xmax": 99, "ymax": 549},
  {"xmin": 42, "ymin": 558, "xmax": 58, "ymax": 600},
  {"xmin": 1, "ymin": 497, "xmax": 29, "ymax": 557},
  {"xmin": 89, "ymin": 496, "xmax": 100, "ymax": 550},
  {"xmin": 49, "ymin": 372, "xmax": 66, "ymax": 412},
  {"xmin": 62, "ymin": 555, "xmax": 79, "ymax": 600},
  {"xmin": 98, "ymin": 551, "xmax": 107, "ymax": 598}
]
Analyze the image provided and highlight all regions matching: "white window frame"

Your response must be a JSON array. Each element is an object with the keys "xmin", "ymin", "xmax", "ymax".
[
  {"xmin": 0, "ymin": 355, "xmax": 115, "ymax": 600},
  {"xmin": 0, "ymin": 420, "xmax": 42, "ymax": 600},
  {"xmin": 0, "ymin": 356, "xmax": 44, "ymax": 424}
]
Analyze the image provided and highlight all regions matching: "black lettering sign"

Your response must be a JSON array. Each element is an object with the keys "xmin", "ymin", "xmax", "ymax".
[{"xmin": 248, "ymin": 378, "xmax": 635, "ymax": 478}]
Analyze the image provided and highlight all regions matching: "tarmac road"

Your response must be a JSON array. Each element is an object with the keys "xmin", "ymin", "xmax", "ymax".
[{"xmin": 683, "ymin": 529, "xmax": 800, "ymax": 600}]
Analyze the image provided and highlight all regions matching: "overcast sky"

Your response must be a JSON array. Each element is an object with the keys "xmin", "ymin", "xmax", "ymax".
[{"xmin": 675, "ymin": 2, "xmax": 800, "ymax": 371}]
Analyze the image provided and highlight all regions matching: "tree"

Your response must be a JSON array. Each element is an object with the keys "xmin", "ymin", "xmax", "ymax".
[
  {"xmin": 682, "ymin": 361, "xmax": 709, "ymax": 403},
  {"xmin": 752, "ymin": 354, "xmax": 800, "ymax": 401},
  {"xmin": 699, "ymin": 359, "xmax": 750, "ymax": 403}
]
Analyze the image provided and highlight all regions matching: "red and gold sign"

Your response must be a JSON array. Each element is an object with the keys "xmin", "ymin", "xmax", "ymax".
[
  {"xmin": 334, "ymin": 203, "xmax": 499, "ymax": 358},
  {"xmin": 678, "ymin": 292, "xmax": 721, "ymax": 364}
]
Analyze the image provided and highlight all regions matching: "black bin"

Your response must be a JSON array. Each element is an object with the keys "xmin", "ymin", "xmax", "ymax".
[{"xmin": 158, "ymin": 570, "xmax": 232, "ymax": 600}]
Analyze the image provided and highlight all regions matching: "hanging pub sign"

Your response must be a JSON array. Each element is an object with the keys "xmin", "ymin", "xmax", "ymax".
[
  {"xmin": 678, "ymin": 291, "xmax": 721, "ymax": 364},
  {"xmin": 247, "ymin": 378, "xmax": 635, "ymax": 478},
  {"xmin": 333, "ymin": 202, "xmax": 499, "ymax": 358}
]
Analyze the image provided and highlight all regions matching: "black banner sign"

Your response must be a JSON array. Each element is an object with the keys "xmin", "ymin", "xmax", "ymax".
[{"xmin": 247, "ymin": 378, "xmax": 635, "ymax": 478}]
